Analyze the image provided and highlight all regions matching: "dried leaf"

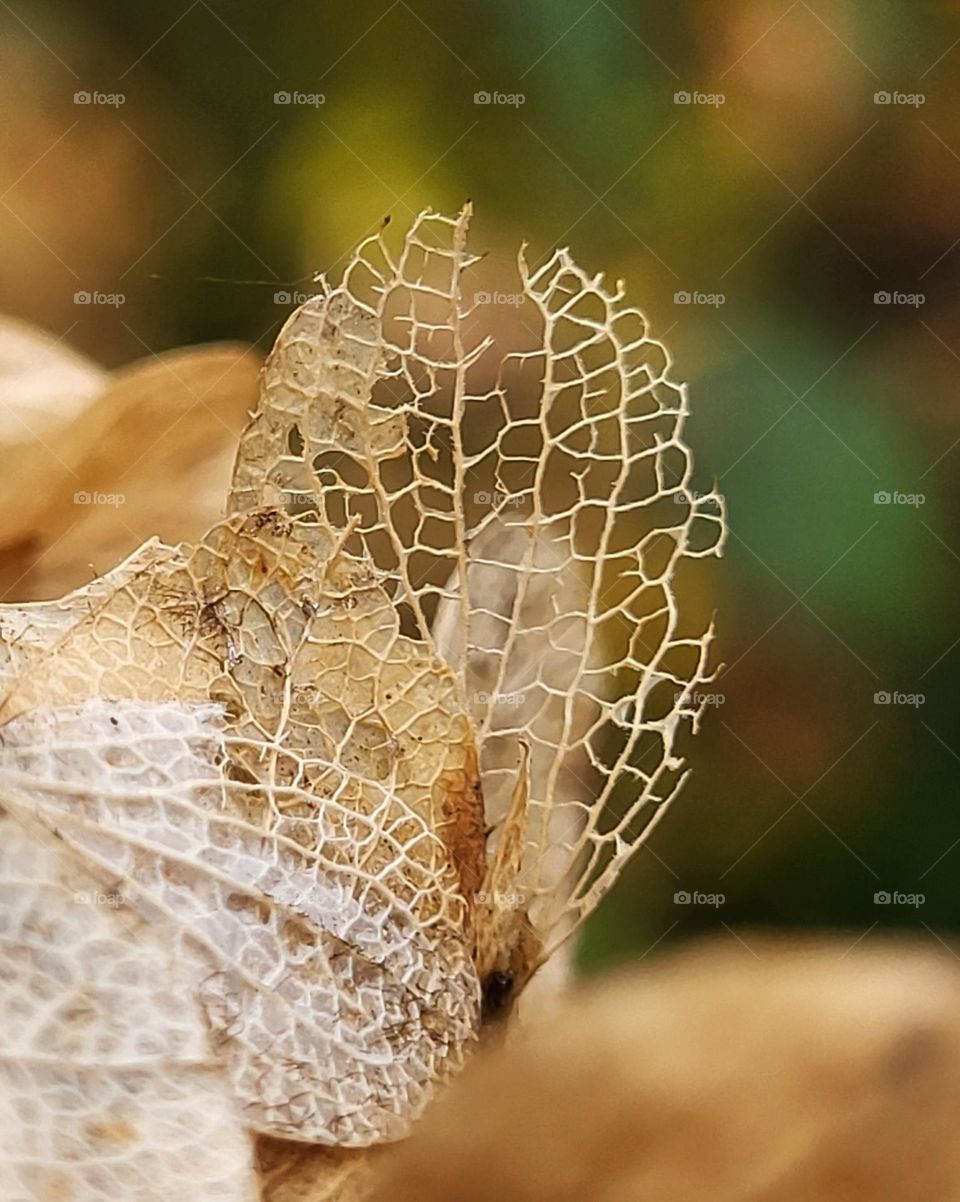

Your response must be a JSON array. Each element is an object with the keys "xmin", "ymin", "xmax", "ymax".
[
  {"xmin": 0, "ymin": 343, "xmax": 262, "ymax": 601},
  {"xmin": 0, "ymin": 810, "xmax": 256, "ymax": 1202},
  {"xmin": 256, "ymin": 1138, "xmax": 382, "ymax": 1202},
  {"xmin": 0, "ymin": 314, "xmax": 105, "ymax": 443},
  {"xmin": 0, "ymin": 511, "xmax": 482, "ymax": 1146},
  {"xmin": 0, "ymin": 206, "xmax": 723, "ymax": 1198},
  {"xmin": 229, "ymin": 205, "xmax": 724, "ymax": 990}
]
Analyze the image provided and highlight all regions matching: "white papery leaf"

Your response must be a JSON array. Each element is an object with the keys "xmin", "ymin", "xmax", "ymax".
[
  {"xmin": 0, "ymin": 511, "xmax": 482, "ymax": 1148},
  {"xmin": 0, "ymin": 807, "xmax": 256, "ymax": 1202}
]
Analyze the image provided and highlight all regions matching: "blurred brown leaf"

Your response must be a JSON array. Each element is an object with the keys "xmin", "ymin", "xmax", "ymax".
[
  {"xmin": 0, "ymin": 314, "xmax": 106, "ymax": 441},
  {"xmin": 256, "ymin": 1140, "xmax": 382, "ymax": 1202},
  {"xmin": 374, "ymin": 938, "xmax": 960, "ymax": 1202},
  {"xmin": 0, "ymin": 339, "xmax": 263, "ymax": 600}
]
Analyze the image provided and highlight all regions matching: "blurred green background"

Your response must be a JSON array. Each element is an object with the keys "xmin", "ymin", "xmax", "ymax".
[{"xmin": 2, "ymin": 0, "xmax": 958, "ymax": 966}]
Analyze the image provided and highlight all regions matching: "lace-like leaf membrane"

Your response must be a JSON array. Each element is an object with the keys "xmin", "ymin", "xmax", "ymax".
[
  {"xmin": 0, "ymin": 206, "xmax": 724, "ymax": 1192},
  {"xmin": 0, "ymin": 804, "xmax": 257, "ymax": 1202}
]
